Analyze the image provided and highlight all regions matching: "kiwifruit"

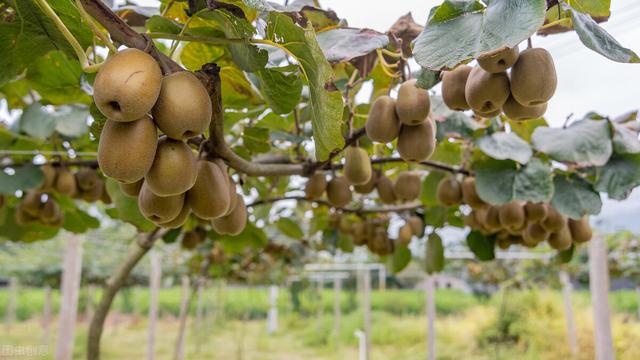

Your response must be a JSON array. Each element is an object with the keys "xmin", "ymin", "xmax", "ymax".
[
  {"xmin": 511, "ymin": 47, "xmax": 557, "ymax": 106},
  {"xmin": 473, "ymin": 207, "xmax": 489, "ymax": 230},
  {"xmin": 98, "ymin": 116, "xmax": 158, "ymax": 183},
  {"xmin": 80, "ymin": 181, "xmax": 104, "ymax": 202},
  {"xmin": 354, "ymin": 170, "xmax": 378, "ymax": 194},
  {"xmin": 463, "ymin": 212, "xmax": 480, "ymax": 229},
  {"xmin": 441, "ymin": 65, "xmax": 472, "ymax": 111},
  {"xmin": 145, "ymin": 138, "xmax": 197, "ymax": 196},
  {"xmin": 406, "ymin": 216, "xmax": 423, "ymax": 237},
  {"xmin": 43, "ymin": 209, "xmax": 64, "ymax": 227},
  {"xmin": 376, "ymin": 175, "xmax": 397, "ymax": 204},
  {"xmin": 181, "ymin": 228, "xmax": 206, "ymax": 250},
  {"xmin": 338, "ymin": 215, "xmax": 352, "ymax": 235},
  {"xmin": 461, "ymin": 177, "xmax": 486, "ymax": 209},
  {"xmin": 152, "ymin": 71, "xmax": 212, "ymax": 140},
  {"xmin": 393, "ymin": 172, "xmax": 421, "ymax": 201},
  {"xmin": 397, "ymin": 120, "xmax": 436, "ymax": 162},
  {"xmin": 305, "ymin": 173, "xmax": 327, "ymax": 199},
  {"xmin": 548, "ymin": 225, "xmax": 572, "ymax": 250},
  {"xmin": 473, "ymin": 108, "xmax": 502, "ymax": 118},
  {"xmin": 352, "ymin": 222, "xmax": 367, "ymax": 246},
  {"xmin": 93, "ymin": 48, "xmax": 162, "ymax": 122},
  {"xmin": 477, "ymin": 46, "xmax": 520, "ymax": 73},
  {"xmin": 211, "ymin": 194, "xmax": 247, "ymax": 236},
  {"xmin": 39, "ymin": 164, "xmax": 57, "ymax": 191},
  {"xmin": 15, "ymin": 205, "xmax": 37, "ymax": 226},
  {"xmin": 55, "ymin": 168, "xmax": 77, "ymax": 197},
  {"xmin": 502, "ymin": 95, "xmax": 547, "ymax": 121},
  {"xmin": 525, "ymin": 202, "xmax": 548, "ymax": 223},
  {"xmin": 100, "ymin": 182, "xmax": 112, "ymax": 204},
  {"xmin": 540, "ymin": 206, "xmax": 566, "ymax": 233},
  {"xmin": 224, "ymin": 175, "xmax": 238, "ymax": 216},
  {"xmin": 568, "ymin": 217, "xmax": 592, "ymax": 243},
  {"xmin": 22, "ymin": 191, "xmax": 43, "ymax": 217},
  {"xmin": 523, "ymin": 222, "xmax": 549, "ymax": 244},
  {"xmin": 138, "ymin": 182, "xmax": 185, "ymax": 224},
  {"xmin": 464, "ymin": 67, "xmax": 510, "ymax": 114},
  {"xmin": 326, "ymin": 177, "xmax": 352, "ymax": 208},
  {"xmin": 436, "ymin": 176, "xmax": 462, "ymax": 206},
  {"xmin": 506, "ymin": 220, "xmax": 527, "ymax": 236},
  {"xmin": 187, "ymin": 160, "xmax": 230, "ymax": 219},
  {"xmin": 484, "ymin": 206, "xmax": 502, "ymax": 231},
  {"xmin": 397, "ymin": 223, "xmax": 413, "ymax": 246},
  {"xmin": 39, "ymin": 198, "xmax": 60, "ymax": 223},
  {"xmin": 75, "ymin": 168, "xmax": 99, "ymax": 192},
  {"xmin": 344, "ymin": 147, "xmax": 372, "ymax": 185},
  {"xmin": 328, "ymin": 212, "xmax": 340, "ymax": 229},
  {"xmin": 396, "ymin": 79, "xmax": 430, "ymax": 125},
  {"xmin": 119, "ymin": 179, "xmax": 144, "ymax": 198},
  {"xmin": 366, "ymin": 95, "xmax": 401, "ymax": 142},
  {"xmin": 498, "ymin": 202, "xmax": 526, "ymax": 230},
  {"xmin": 157, "ymin": 202, "xmax": 191, "ymax": 229},
  {"xmin": 496, "ymin": 236, "xmax": 511, "ymax": 250}
]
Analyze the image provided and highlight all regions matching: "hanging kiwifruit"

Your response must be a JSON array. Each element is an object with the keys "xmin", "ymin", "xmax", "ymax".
[
  {"xmin": 100, "ymin": 182, "xmax": 112, "ymax": 204},
  {"xmin": 393, "ymin": 172, "xmax": 421, "ymax": 201},
  {"xmin": 366, "ymin": 95, "xmax": 401, "ymax": 143},
  {"xmin": 157, "ymin": 202, "xmax": 191, "ymax": 229},
  {"xmin": 464, "ymin": 67, "xmax": 510, "ymax": 114},
  {"xmin": 138, "ymin": 182, "xmax": 185, "ymax": 224},
  {"xmin": 436, "ymin": 176, "xmax": 462, "ymax": 206},
  {"xmin": 477, "ymin": 46, "xmax": 520, "ymax": 73},
  {"xmin": 145, "ymin": 138, "xmax": 198, "ymax": 196},
  {"xmin": 395, "ymin": 79, "xmax": 431, "ymax": 125},
  {"xmin": 15, "ymin": 205, "xmax": 37, "ymax": 226},
  {"xmin": 548, "ymin": 225, "xmax": 572, "ymax": 250},
  {"xmin": 344, "ymin": 147, "xmax": 372, "ymax": 185},
  {"xmin": 119, "ymin": 179, "xmax": 144, "ymax": 198},
  {"xmin": 484, "ymin": 206, "xmax": 502, "ymax": 232},
  {"xmin": 498, "ymin": 202, "xmax": 526, "ymax": 230},
  {"xmin": 181, "ymin": 228, "xmax": 206, "ymax": 250},
  {"xmin": 376, "ymin": 175, "xmax": 397, "ymax": 204},
  {"xmin": 39, "ymin": 198, "xmax": 60, "ymax": 223},
  {"xmin": 397, "ymin": 120, "xmax": 436, "ymax": 162},
  {"xmin": 304, "ymin": 173, "xmax": 327, "ymax": 200},
  {"xmin": 473, "ymin": 108, "xmax": 502, "ymax": 119},
  {"xmin": 461, "ymin": 177, "xmax": 486, "ymax": 209},
  {"xmin": 98, "ymin": 115, "xmax": 158, "ymax": 183},
  {"xmin": 211, "ymin": 194, "xmax": 247, "ymax": 236},
  {"xmin": 524, "ymin": 202, "xmax": 548, "ymax": 223},
  {"xmin": 407, "ymin": 216, "xmax": 424, "ymax": 237},
  {"xmin": 39, "ymin": 164, "xmax": 57, "ymax": 192},
  {"xmin": 22, "ymin": 191, "xmax": 43, "ymax": 217},
  {"xmin": 352, "ymin": 222, "xmax": 367, "ymax": 246},
  {"xmin": 568, "ymin": 217, "xmax": 592, "ymax": 243},
  {"xmin": 93, "ymin": 48, "xmax": 163, "ymax": 122},
  {"xmin": 152, "ymin": 71, "xmax": 212, "ymax": 140},
  {"xmin": 75, "ymin": 168, "xmax": 100, "ymax": 192},
  {"xmin": 510, "ymin": 48, "xmax": 557, "ymax": 106},
  {"xmin": 55, "ymin": 168, "xmax": 77, "ymax": 197},
  {"xmin": 187, "ymin": 160, "xmax": 230, "ymax": 219},
  {"xmin": 354, "ymin": 170, "xmax": 378, "ymax": 194},
  {"xmin": 224, "ymin": 175, "xmax": 238, "ymax": 216},
  {"xmin": 523, "ymin": 222, "xmax": 550, "ymax": 245},
  {"xmin": 463, "ymin": 212, "xmax": 481, "ymax": 229},
  {"xmin": 441, "ymin": 65, "xmax": 472, "ymax": 111},
  {"xmin": 540, "ymin": 206, "xmax": 566, "ymax": 233},
  {"xmin": 326, "ymin": 177, "xmax": 352, "ymax": 208},
  {"xmin": 502, "ymin": 95, "xmax": 547, "ymax": 121},
  {"xmin": 80, "ymin": 181, "xmax": 104, "ymax": 202},
  {"xmin": 397, "ymin": 223, "xmax": 413, "ymax": 246}
]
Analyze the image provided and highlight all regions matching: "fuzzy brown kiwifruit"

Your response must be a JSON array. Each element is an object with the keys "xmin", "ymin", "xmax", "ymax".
[
  {"xmin": 98, "ymin": 115, "xmax": 158, "ymax": 183},
  {"xmin": 352, "ymin": 222, "xmax": 367, "ymax": 246},
  {"xmin": 75, "ymin": 168, "xmax": 100, "ymax": 192},
  {"xmin": 540, "ymin": 206, "xmax": 566, "ymax": 233},
  {"xmin": 464, "ymin": 67, "xmax": 510, "ymax": 114},
  {"xmin": 354, "ymin": 170, "xmax": 378, "ymax": 194},
  {"xmin": 186, "ymin": 160, "xmax": 230, "ymax": 219},
  {"xmin": 138, "ymin": 182, "xmax": 185, "ymax": 224},
  {"xmin": 376, "ymin": 175, "xmax": 397, "ymax": 204},
  {"xmin": 15, "ymin": 205, "xmax": 38, "ymax": 226},
  {"xmin": 304, "ymin": 173, "xmax": 327, "ymax": 200},
  {"xmin": 408, "ymin": 216, "xmax": 424, "ymax": 237},
  {"xmin": 477, "ymin": 46, "xmax": 520, "ymax": 73},
  {"xmin": 548, "ymin": 225, "xmax": 572, "ymax": 250},
  {"xmin": 55, "ymin": 168, "xmax": 77, "ymax": 197},
  {"xmin": 343, "ymin": 147, "xmax": 372, "ymax": 185},
  {"xmin": 502, "ymin": 95, "xmax": 547, "ymax": 121},
  {"xmin": 396, "ymin": 79, "xmax": 431, "ymax": 125},
  {"xmin": 181, "ymin": 228, "xmax": 206, "ymax": 250},
  {"xmin": 436, "ymin": 176, "xmax": 462, "ymax": 206},
  {"xmin": 461, "ymin": 177, "xmax": 486, "ymax": 209},
  {"xmin": 22, "ymin": 191, "xmax": 43, "ymax": 217},
  {"xmin": 441, "ymin": 65, "xmax": 472, "ymax": 111},
  {"xmin": 463, "ymin": 212, "xmax": 481, "ymax": 229},
  {"xmin": 568, "ymin": 217, "xmax": 592, "ymax": 243},
  {"xmin": 498, "ymin": 202, "xmax": 526, "ymax": 230},
  {"xmin": 397, "ymin": 119, "xmax": 436, "ymax": 162},
  {"xmin": 145, "ymin": 138, "xmax": 197, "ymax": 196},
  {"xmin": 93, "ymin": 48, "xmax": 162, "ymax": 122},
  {"xmin": 484, "ymin": 206, "xmax": 502, "ymax": 232},
  {"xmin": 473, "ymin": 108, "xmax": 502, "ymax": 119},
  {"xmin": 224, "ymin": 175, "xmax": 238, "ymax": 216},
  {"xmin": 393, "ymin": 172, "xmax": 421, "ymax": 201},
  {"xmin": 39, "ymin": 164, "xmax": 57, "ymax": 192},
  {"xmin": 524, "ymin": 202, "xmax": 548, "ymax": 223},
  {"xmin": 326, "ymin": 177, "xmax": 352, "ymax": 208},
  {"xmin": 366, "ymin": 95, "xmax": 401, "ymax": 142},
  {"xmin": 157, "ymin": 202, "xmax": 191, "ymax": 229},
  {"xmin": 523, "ymin": 222, "xmax": 550, "ymax": 245},
  {"xmin": 211, "ymin": 194, "xmax": 247, "ymax": 236},
  {"xmin": 397, "ymin": 223, "xmax": 413, "ymax": 246},
  {"xmin": 510, "ymin": 48, "xmax": 557, "ymax": 106},
  {"xmin": 39, "ymin": 198, "xmax": 60, "ymax": 223},
  {"xmin": 80, "ymin": 180, "xmax": 104, "ymax": 202},
  {"xmin": 119, "ymin": 179, "xmax": 144, "ymax": 198},
  {"xmin": 152, "ymin": 71, "xmax": 212, "ymax": 140}
]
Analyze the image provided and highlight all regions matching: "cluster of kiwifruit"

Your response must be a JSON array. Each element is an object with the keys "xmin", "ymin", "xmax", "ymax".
[
  {"xmin": 366, "ymin": 79, "xmax": 437, "ymax": 161},
  {"xmin": 15, "ymin": 191, "xmax": 63, "ymax": 227},
  {"xmin": 441, "ymin": 46, "xmax": 557, "ymax": 121},
  {"xmin": 437, "ymin": 176, "xmax": 592, "ymax": 250},
  {"xmin": 304, "ymin": 170, "xmax": 422, "ymax": 207},
  {"xmin": 180, "ymin": 226, "xmax": 207, "ymax": 250},
  {"xmin": 93, "ymin": 48, "xmax": 246, "ymax": 234}
]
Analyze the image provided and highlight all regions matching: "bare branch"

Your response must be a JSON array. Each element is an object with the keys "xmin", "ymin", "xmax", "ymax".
[{"xmin": 246, "ymin": 195, "xmax": 423, "ymax": 214}]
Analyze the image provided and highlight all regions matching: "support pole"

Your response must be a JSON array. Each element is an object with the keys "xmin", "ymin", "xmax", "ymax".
[
  {"xmin": 173, "ymin": 276, "xmax": 191, "ymax": 360},
  {"xmin": 636, "ymin": 285, "xmax": 640, "ymax": 321},
  {"xmin": 333, "ymin": 277, "xmax": 342, "ymax": 339},
  {"xmin": 379, "ymin": 266, "xmax": 386, "ymax": 291},
  {"xmin": 4, "ymin": 277, "xmax": 17, "ymax": 332},
  {"xmin": 425, "ymin": 275, "xmax": 436, "ymax": 360},
  {"xmin": 194, "ymin": 279, "xmax": 205, "ymax": 351},
  {"xmin": 55, "ymin": 235, "xmax": 84, "ymax": 360},
  {"xmin": 362, "ymin": 269, "xmax": 371, "ymax": 360},
  {"xmin": 589, "ymin": 236, "xmax": 615, "ymax": 360},
  {"xmin": 559, "ymin": 271, "xmax": 578, "ymax": 356},
  {"xmin": 147, "ymin": 251, "xmax": 161, "ymax": 360},
  {"xmin": 42, "ymin": 285, "xmax": 52, "ymax": 345},
  {"xmin": 267, "ymin": 285, "xmax": 279, "ymax": 334}
]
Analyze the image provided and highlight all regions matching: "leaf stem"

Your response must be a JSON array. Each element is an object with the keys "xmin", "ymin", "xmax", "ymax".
[{"xmin": 74, "ymin": 0, "xmax": 117, "ymax": 53}]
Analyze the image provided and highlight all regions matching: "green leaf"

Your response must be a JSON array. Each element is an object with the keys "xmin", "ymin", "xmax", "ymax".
[
  {"xmin": 568, "ymin": 6, "xmax": 639, "ymax": 63},
  {"xmin": 276, "ymin": 218, "xmax": 304, "ymax": 239},
  {"xmin": 180, "ymin": 42, "xmax": 225, "ymax": 71},
  {"xmin": 415, "ymin": 68, "xmax": 441, "ymax": 90},
  {"xmin": 506, "ymin": 117, "xmax": 548, "ymax": 142},
  {"xmin": 19, "ymin": 102, "xmax": 57, "ymax": 139},
  {"xmin": 414, "ymin": 0, "xmax": 546, "ymax": 70},
  {"xmin": 466, "ymin": 231, "xmax": 495, "ymax": 261},
  {"xmin": 0, "ymin": 164, "xmax": 43, "ymax": 194},
  {"xmin": 435, "ymin": 112, "xmax": 481, "ymax": 141},
  {"xmin": 217, "ymin": 222, "xmax": 268, "ymax": 254},
  {"xmin": 555, "ymin": 244, "xmax": 575, "ymax": 264},
  {"xmin": 316, "ymin": 28, "xmax": 389, "ymax": 63},
  {"xmin": 595, "ymin": 153, "xmax": 640, "ymax": 200},
  {"xmin": 428, "ymin": 0, "xmax": 485, "ymax": 24},
  {"xmin": 567, "ymin": 0, "xmax": 610, "ymax": 17},
  {"xmin": 105, "ymin": 179, "xmax": 155, "ymax": 232},
  {"xmin": 476, "ymin": 132, "xmax": 532, "ymax": 164},
  {"xmin": 532, "ymin": 119, "xmax": 612, "ymax": 166},
  {"xmin": 430, "ymin": 141, "xmax": 462, "ymax": 165},
  {"xmin": 391, "ymin": 245, "xmax": 412, "ymax": 274},
  {"xmin": 19, "ymin": 102, "xmax": 89, "ymax": 139},
  {"xmin": 54, "ymin": 106, "xmax": 89, "ymax": 138},
  {"xmin": 243, "ymin": 126, "xmax": 271, "ymax": 153},
  {"xmin": 0, "ymin": 207, "xmax": 59, "ymax": 243},
  {"xmin": 611, "ymin": 123, "xmax": 640, "ymax": 154},
  {"xmin": 162, "ymin": 228, "xmax": 182, "ymax": 244},
  {"xmin": 475, "ymin": 158, "xmax": 553, "ymax": 205},
  {"xmin": 60, "ymin": 201, "xmax": 100, "ymax": 234},
  {"xmin": 425, "ymin": 233, "xmax": 445, "ymax": 274},
  {"xmin": 265, "ymin": 12, "xmax": 345, "ymax": 161},
  {"xmin": 421, "ymin": 171, "xmax": 446, "ymax": 207},
  {"xmin": 253, "ymin": 67, "xmax": 302, "ymax": 114},
  {"xmin": 551, "ymin": 175, "xmax": 602, "ymax": 220},
  {"xmin": 145, "ymin": 15, "xmax": 183, "ymax": 34}
]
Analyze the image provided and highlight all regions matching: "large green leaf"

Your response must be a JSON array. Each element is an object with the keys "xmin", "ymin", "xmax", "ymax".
[
  {"xmin": 243, "ymin": 126, "xmax": 271, "ymax": 153},
  {"xmin": 421, "ymin": 171, "xmax": 446, "ymax": 207},
  {"xmin": 595, "ymin": 154, "xmax": 640, "ymax": 200},
  {"xmin": 19, "ymin": 103, "xmax": 57, "ymax": 139},
  {"xmin": 0, "ymin": 207, "xmax": 59, "ymax": 242},
  {"xmin": 265, "ymin": 12, "xmax": 344, "ymax": 161},
  {"xmin": 435, "ymin": 112, "xmax": 481, "ymax": 141},
  {"xmin": 105, "ymin": 179, "xmax": 155, "ymax": 232},
  {"xmin": 414, "ymin": 0, "xmax": 546, "ymax": 70},
  {"xmin": 56, "ymin": 196, "xmax": 100, "ymax": 234},
  {"xmin": 425, "ymin": 233, "xmax": 445, "ymax": 274},
  {"xmin": 466, "ymin": 231, "xmax": 494, "ymax": 261},
  {"xmin": 476, "ymin": 132, "xmax": 532, "ymax": 164},
  {"xmin": 252, "ymin": 67, "xmax": 302, "ymax": 114},
  {"xmin": 0, "ymin": 164, "xmax": 43, "ymax": 194},
  {"xmin": 475, "ymin": 158, "xmax": 553, "ymax": 205},
  {"xmin": 316, "ymin": 28, "xmax": 388, "ymax": 63},
  {"xmin": 275, "ymin": 217, "xmax": 304, "ymax": 239},
  {"xmin": 18, "ymin": 102, "xmax": 89, "ymax": 139},
  {"xmin": 611, "ymin": 123, "xmax": 640, "ymax": 155},
  {"xmin": 532, "ymin": 119, "xmax": 612, "ymax": 166},
  {"xmin": 390, "ymin": 245, "xmax": 412, "ymax": 274},
  {"xmin": 180, "ymin": 42, "xmax": 226, "ymax": 71},
  {"xmin": 551, "ymin": 175, "xmax": 602, "ymax": 220},
  {"xmin": 26, "ymin": 50, "xmax": 90, "ymax": 105},
  {"xmin": 216, "ymin": 222, "xmax": 268, "ymax": 254}
]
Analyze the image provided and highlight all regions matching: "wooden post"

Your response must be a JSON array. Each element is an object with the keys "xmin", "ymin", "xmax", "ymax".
[
  {"xmin": 55, "ymin": 235, "xmax": 83, "ymax": 360},
  {"xmin": 173, "ymin": 276, "xmax": 191, "ymax": 360},
  {"xmin": 4, "ymin": 276, "xmax": 17, "ymax": 332},
  {"xmin": 425, "ymin": 275, "xmax": 436, "ymax": 360},
  {"xmin": 379, "ymin": 266, "xmax": 386, "ymax": 291},
  {"xmin": 559, "ymin": 271, "xmax": 578, "ymax": 356},
  {"xmin": 636, "ymin": 285, "xmax": 640, "ymax": 321},
  {"xmin": 42, "ymin": 285, "xmax": 52, "ymax": 345},
  {"xmin": 588, "ymin": 236, "xmax": 615, "ymax": 360},
  {"xmin": 147, "ymin": 251, "xmax": 161, "ymax": 360},
  {"xmin": 333, "ymin": 277, "xmax": 341, "ymax": 339},
  {"xmin": 267, "ymin": 285, "xmax": 278, "ymax": 334},
  {"xmin": 194, "ymin": 279, "xmax": 205, "ymax": 351},
  {"xmin": 362, "ymin": 269, "xmax": 371, "ymax": 360}
]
